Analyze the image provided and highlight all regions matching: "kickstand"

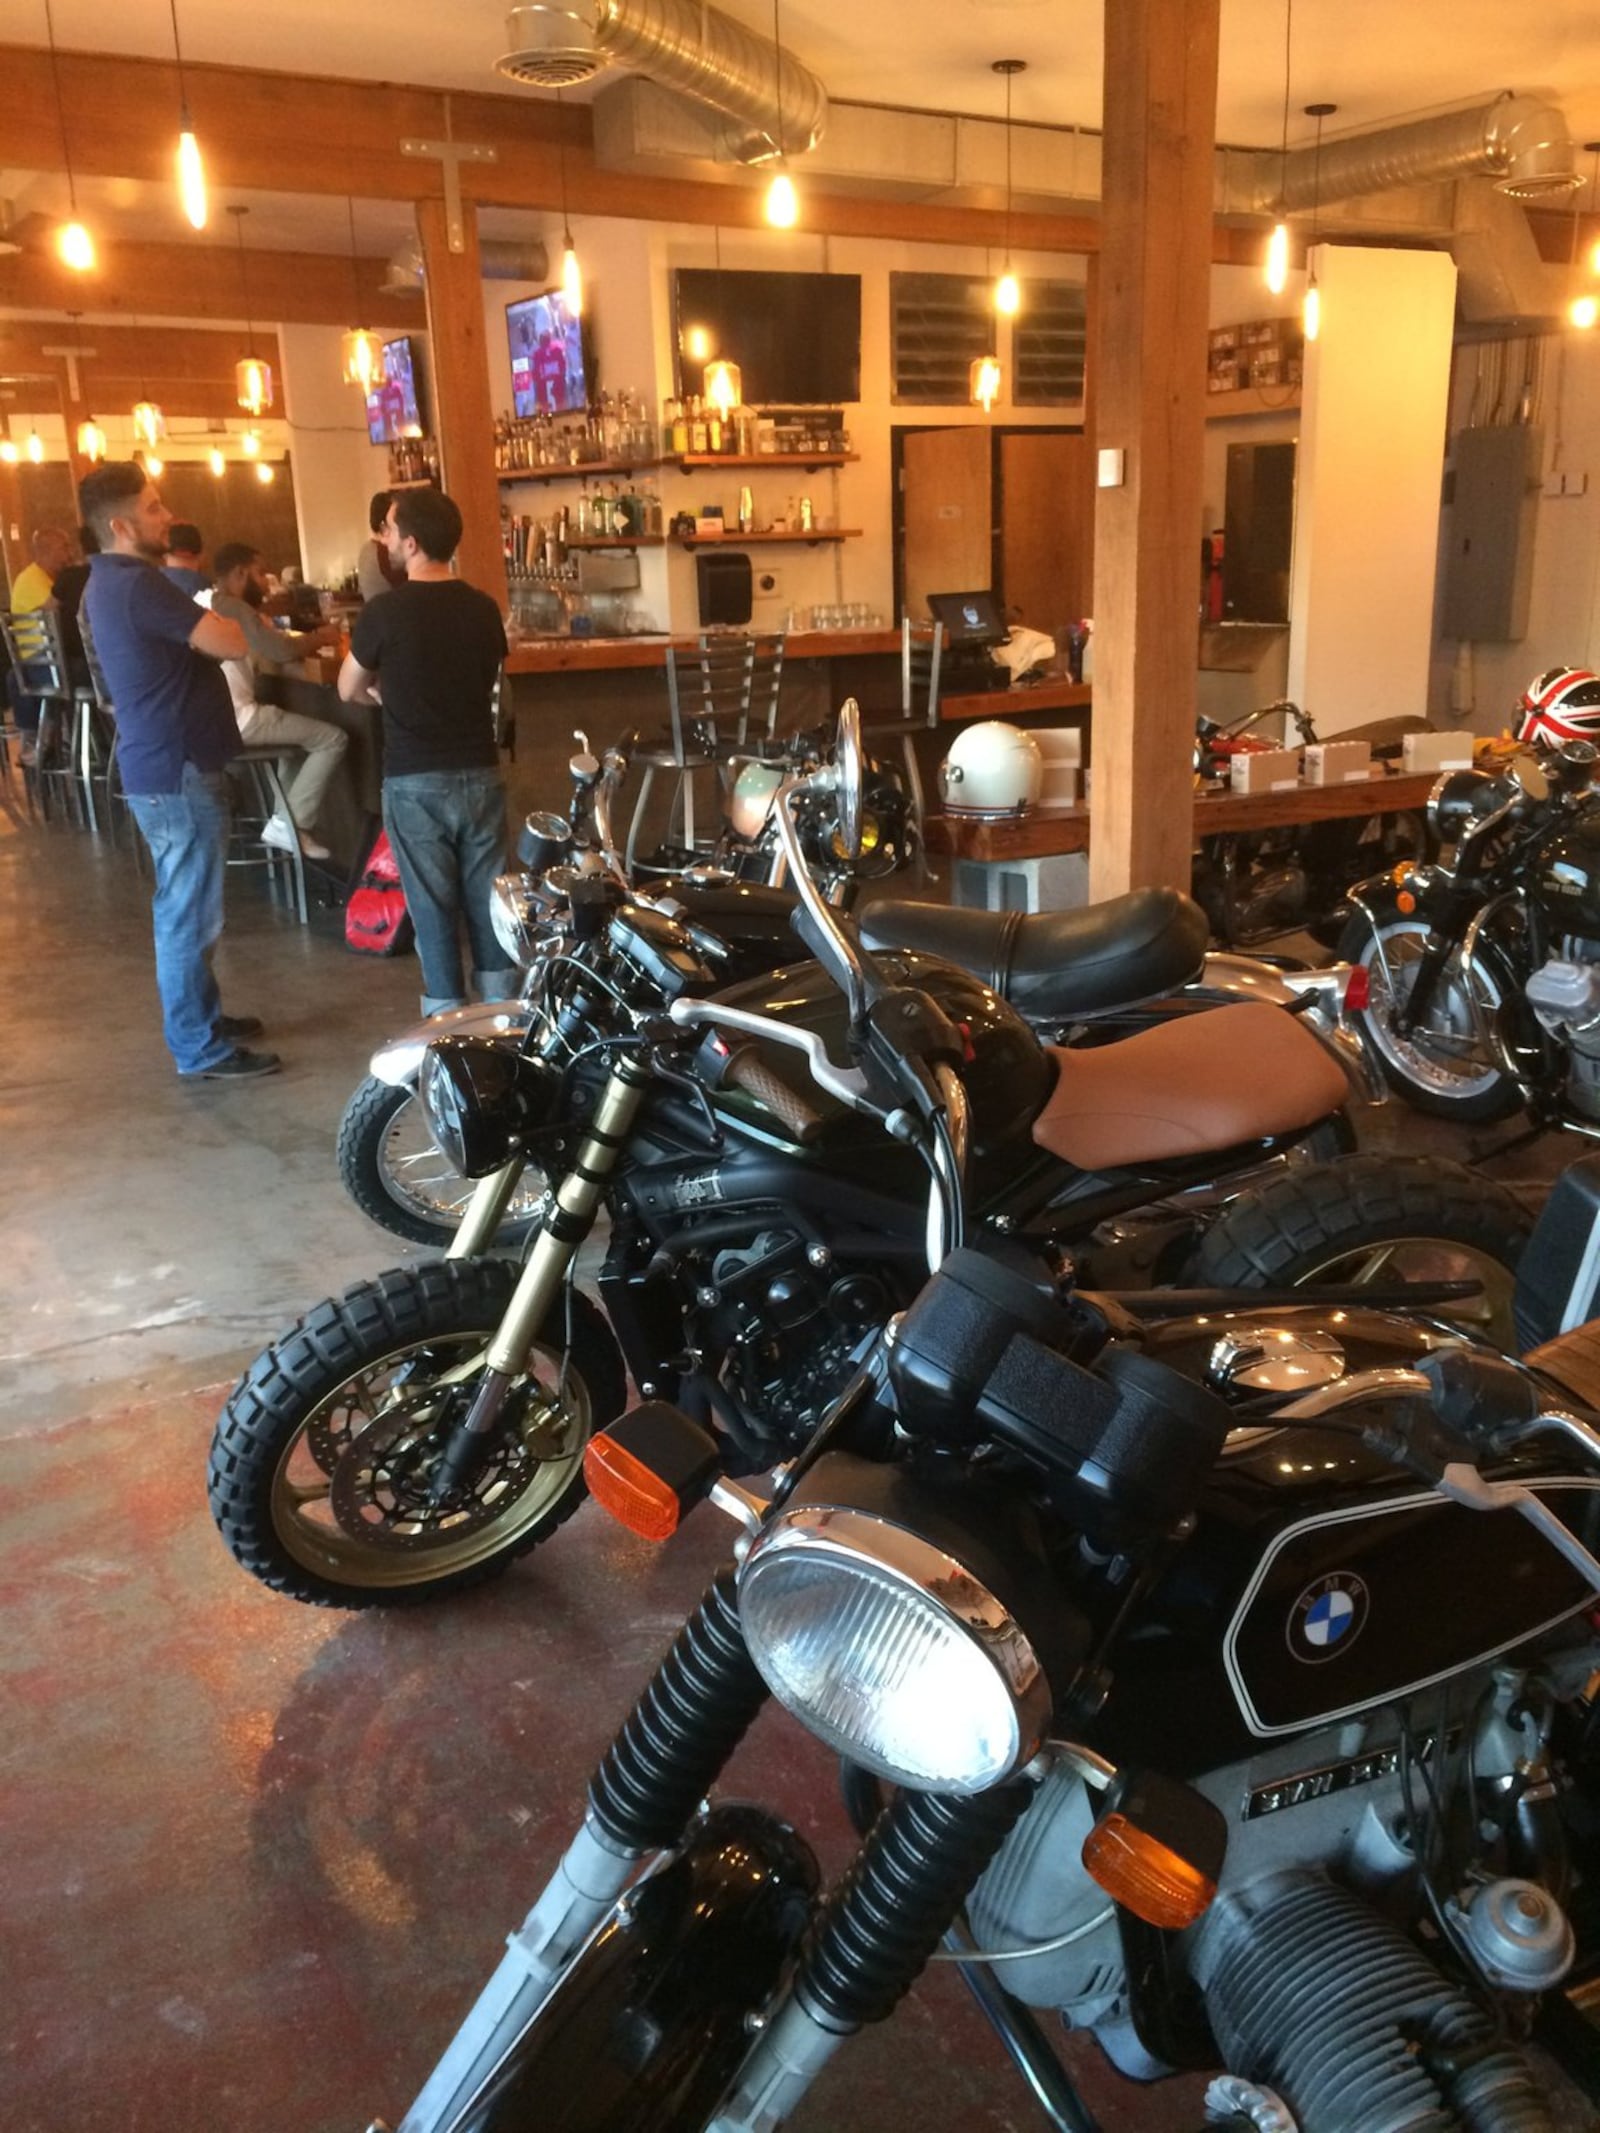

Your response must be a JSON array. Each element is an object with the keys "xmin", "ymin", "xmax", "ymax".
[{"xmin": 1467, "ymin": 1118, "xmax": 1559, "ymax": 1164}]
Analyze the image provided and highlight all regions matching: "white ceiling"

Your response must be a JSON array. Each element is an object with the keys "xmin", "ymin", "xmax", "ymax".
[{"xmin": 6, "ymin": 0, "xmax": 1600, "ymax": 249}]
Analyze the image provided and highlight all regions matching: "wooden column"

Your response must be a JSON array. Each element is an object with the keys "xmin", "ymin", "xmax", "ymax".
[
  {"xmin": 1089, "ymin": 0, "xmax": 1220, "ymax": 900},
  {"xmin": 415, "ymin": 197, "xmax": 507, "ymax": 611}
]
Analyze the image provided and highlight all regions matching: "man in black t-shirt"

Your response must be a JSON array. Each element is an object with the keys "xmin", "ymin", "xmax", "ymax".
[{"xmin": 339, "ymin": 488, "xmax": 517, "ymax": 1013}]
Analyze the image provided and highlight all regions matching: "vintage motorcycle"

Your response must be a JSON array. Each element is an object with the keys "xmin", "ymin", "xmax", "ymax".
[
  {"xmin": 368, "ymin": 895, "xmax": 1600, "ymax": 2133},
  {"xmin": 1339, "ymin": 736, "xmax": 1600, "ymax": 1128},
  {"xmin": 210, "ymin": 708, "xmax": 1531, "ymax": 1612}
]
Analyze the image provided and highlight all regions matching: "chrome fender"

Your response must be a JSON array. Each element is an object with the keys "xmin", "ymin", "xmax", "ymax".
[{"xmin": 368, "ymin": 1001, "xmax": 538, "ymax": 1089}]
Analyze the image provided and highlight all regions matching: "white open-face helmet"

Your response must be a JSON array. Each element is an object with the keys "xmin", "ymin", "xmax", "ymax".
[{"xmin": 938, "ymin": 721, "xmax": 1043, "ymax": 814}]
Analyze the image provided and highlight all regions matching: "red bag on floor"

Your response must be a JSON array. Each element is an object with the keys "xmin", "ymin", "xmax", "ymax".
[{"xmin": 345, "ymin": 827, "xmax": 414, "ymax": 957}]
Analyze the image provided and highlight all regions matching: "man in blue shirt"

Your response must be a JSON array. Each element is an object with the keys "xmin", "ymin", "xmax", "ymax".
[{"xmin": 80, "ymin": 463, "xmax": 281, "ymax": 1080}]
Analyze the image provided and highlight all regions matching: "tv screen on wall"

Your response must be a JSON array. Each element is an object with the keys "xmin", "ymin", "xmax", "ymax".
[
  {"xmin": 365, "ymin": 338, "xmax": 426, "ymax": 445},
  {"xmin": 672, "ymin": 269, "xmax": 861, "ymax": 404},
  {"xmin": 508, "ymin": 290, "xmax": 589, "ymax": 417}
]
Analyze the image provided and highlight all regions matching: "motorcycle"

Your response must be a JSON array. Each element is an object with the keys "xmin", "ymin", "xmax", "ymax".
[
  {"xmin": 1339, "ymin": 737, "xmax": 1600, "ymax": 1129},
  {"xmin": 1192, "ymin": 700, "xmax": 1430, "ymax": 949},
  {"xmin": 211, "ymin": 708, "xmax": 1530, "ymax": 1610},
  {"xmin": 339, "ymin": 728, "xmax": 1374, "ymax": 1253},
  {"xmin": 369, "ymin": 921, "xmax": 1600, "ymax": 2133}
]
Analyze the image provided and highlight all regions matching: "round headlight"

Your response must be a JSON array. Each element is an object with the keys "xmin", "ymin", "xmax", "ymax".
[
  {"xmin": 490, "ymin": 874, "xmax": 545, "ymax": 968},
  {"xmin": 737, "ymin": 1505, "xmax": 1051, "ymax": 1792},
  {"xmin": 419, "ymin": 1037, "xmax": 562, "ymax": 1178}
]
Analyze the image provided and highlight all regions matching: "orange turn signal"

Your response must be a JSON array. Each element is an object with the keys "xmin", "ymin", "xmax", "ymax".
[
  {"xmin": 1396, "ymin": 890, "xmax": 1417, "ymax": 914},
  {"xmin": 584, "ymin": 1434, "xmax": 683, "ymax": 1541},
  {"xmin": 1080, "ymin": 1812, "xmax": 1218, "ymax": 1931}
]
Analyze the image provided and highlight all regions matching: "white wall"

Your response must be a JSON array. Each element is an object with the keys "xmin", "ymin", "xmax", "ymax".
[
  {"xmin": 277, "ymin": 320, "xmax": 391, "ymax": 587},
  {"xmin": 1287, "ymin": 245, "xmax": 1457, "ymax": 733}
]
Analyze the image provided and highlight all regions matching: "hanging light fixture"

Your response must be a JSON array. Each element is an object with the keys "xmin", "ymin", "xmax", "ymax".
[
  {"xmin": 1301, "ymin": 102, "xmax": 1334, "ymax": 343},
  {"xmin": 228, "ymin": 205, "xmax": 274, "ymax": 413},
  {"xmin": 764, "ymin": 0, "xmax": 800, "ymax": 228},
  {"xmin": 240, "ymin": 427, "xmax": 261, "ymax": 458},
  {"xmin": 76, "ymin": 417, "xmax": 106, "ymax": 463},
  {"xmin": 970, "ymin": 353, "xmax": 1002, "ymax": 414},
  {"xmin": 554, "ymin": 89, "xmax": 584, "ymax": 317},
  {"xmin": 132, "ymin": 324, "xmax": 167, "ymax": 448},
  {"xmin": 26, "ymin": 429, "xmax": 44, "ymax": 465},
  {"xmin": 0, "ymin": 438, "xmax": 17, "ymax": 466},
  {"xmin": 1265, "ymin": 0, "xmax": 1294, "ymax": 293},
  {"xmin": 44, "ymin": 0, "xmax": 95, "ymax": 272},
  {"xmin": 340, "ymin": 197, "xmax": 382, "ymax": 390},
  {"xmin": 143, "ymin": 451, "xmax": 165, "ymax": 477},
  {"xmin": 992, "ymin": 59, "xmax": 1025, "ymax": 317},
  {"xmin": 209, "ymin": 445, "xmax": 226, "ymax": 476},
  {"xmin": 703, "ymin": 359, "xmax": 742, "ymax": 415},
  {"xmin": 1575, "ymin": 143, "xmax": 1600, "ymax": 328},
  {"xmin": 255, "ymin": 460, "xmax": 275, "ymax": 485},
  {"xmin": 168, "ymin": 0, "xmax": 207, "ymax": 230}
]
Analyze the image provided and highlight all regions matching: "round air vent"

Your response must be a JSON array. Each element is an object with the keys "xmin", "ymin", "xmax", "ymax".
[{"xmin": 495, "ymin": 4, "xmax": 604, "ymax": 89}]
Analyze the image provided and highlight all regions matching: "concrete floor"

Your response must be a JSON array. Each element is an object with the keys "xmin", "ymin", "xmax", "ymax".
[{"xmin": 1, "ymin": 774, "xmax": 1594, "ymax": 2133}]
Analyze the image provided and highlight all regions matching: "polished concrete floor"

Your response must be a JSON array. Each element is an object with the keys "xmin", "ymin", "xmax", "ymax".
[{"xmin": 1, "ymin": 779, "xmax": 1594, "ymax": 2133}]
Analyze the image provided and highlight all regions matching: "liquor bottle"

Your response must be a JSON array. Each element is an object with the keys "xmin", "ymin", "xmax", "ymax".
[{"xmin": 689, "ymin": 396, "xmax": 709, "ymax": 455}]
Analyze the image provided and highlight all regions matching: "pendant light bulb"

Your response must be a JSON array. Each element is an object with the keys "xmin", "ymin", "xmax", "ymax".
[
  {"xmin": 76, "ymin": 418, "xmax": 106, "ymax": 464},
  {"xmin": 994, "ymin": 269, "xmax": 1021, "ymax": 318},
  {"xmin": 27, "ymin": 430, "xmax": 44, "ymax": 465},
  {"xmin": 177, "ymin": 127, "xmax": 207, "ymax": 230},
  {"xmin": 240, "ymin": 428, "xmax": 261, "ymax": 458},
  {"xmin": 57, "ymin": 221, "xmax": 96, "ymax": 273},
  {"xmin": 0, "ymin": 440, "xmax": 17, "ymax": 466},
  {"xmin": 341, "ymin": 328, "xmax": 381, "ymax": 393},
  {"xmin": 1571, "ymin": 294, "xmax": 1599, "ymax": 330},
  {"xmin": 969, "ymin": 354, "xmax": 1002, "ymax": 414},
  {"xmin": 1303, "ymin": 272, "xmax": 1321, "ymax": 342},
  {"xmin": 132, "ymin": 399, "xmax": 167, "ymax": 448},
  {"xmin": 1265, "ymin": 221, "xmax": 1290, "ymax": 295},
  {"xmin": 561, "ymin": 232, "xmax": 584, "ymax": 318},
  {"xmin": 255, "ymin": 460, "xmax": 275, "ymax": 485},
  {"xmin": 235, "ymin": 357, "xmax": 273, "ymax": 415},
  {"xmin": 765, "ymin": 167, "xmax": 799, "ymax": 229},
  {"xmin": 209, "ymin": 446, "xmax": 226, "ymax": 476},
  {"xmin": 144, "ymin": 452, "xmax": 164, "ymax": 477}
]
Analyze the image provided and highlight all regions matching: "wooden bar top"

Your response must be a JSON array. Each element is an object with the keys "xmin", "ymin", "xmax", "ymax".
[
  {"xmin": 927, "ymin": 769, "xmax": 1438, "ymax": 863},
  {"xmin": 504, "ymin": 627, "xmax": 902, "ymax": 676},
  {"xmin": 939, "ymin": 678, "xmax": 1091, "ymax": 723}
]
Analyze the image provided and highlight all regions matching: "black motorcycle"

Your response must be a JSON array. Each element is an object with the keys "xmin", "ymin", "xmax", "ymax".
[
  {"xmin": 370, "ymin": 1019, "xmax": 1600, "ymax": 2133},
  {"xmin": 1339, "ymin": 738, "xmax": 1600, "ymax": 1128},
  {"xmin": 208, "ymin": 708, "xmax": 1529, "ymax": 1610}
]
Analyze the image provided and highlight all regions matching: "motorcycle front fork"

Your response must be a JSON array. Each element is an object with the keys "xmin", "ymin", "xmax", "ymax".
[
  {"xmin": 392, "ymin": 1569, "xmax": 1034, "ymax": 2133},
  {"xmin": 430, "ymin": 1055, "xmax": 651, "ymax": 1500}
]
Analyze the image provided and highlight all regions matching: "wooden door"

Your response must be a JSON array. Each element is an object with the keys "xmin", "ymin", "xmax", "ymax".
[
  {"xmin": 901, "ymin": 427, "xmax": 992, "ymax": 619},
  {"xmin": 999, "ymin": 430, "xmax": 1093, "ymax": 639}
]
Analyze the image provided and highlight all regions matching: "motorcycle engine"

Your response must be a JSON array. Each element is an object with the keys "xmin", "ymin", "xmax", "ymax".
[
  {"xmin": 968, "ymin": 1650, "xmax": 1597, "ymax": 2113},
  {"xmin": 1526, "ymin": 942, "xmax": 1600, "ymax": 1118},
  {"xmin": 697, "ymin": 1230, "xmax": 892, "ymax": 1442}
]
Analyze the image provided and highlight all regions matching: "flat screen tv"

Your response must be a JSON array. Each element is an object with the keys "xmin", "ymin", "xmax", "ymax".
[
  {"xmin": 365, "ymin": 337, "xmax": 426, "ymax": 445},
  {"xmin": 928, "ymin": 589, "xmax": 1007, "ymax": 649},
  {"xmin": 672, "ymin": 269, "xmax": 860, "ymax": 405},
  {"xmin": 508, "ymin": 290, "xmax": 588, "ymax": 417}
]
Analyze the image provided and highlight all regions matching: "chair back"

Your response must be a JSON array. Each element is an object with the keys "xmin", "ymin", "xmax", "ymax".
[
  {"xmin": 664, "ymin": 632, "xmax": 789, "ymax": 760},
  {"xmin": 77, "ymin": 603, "xmax": 115, "ymax": 710},
  {"xmin": 901, "ymin": 617, "xmax": 945, "ymax": 727},
  {"xmin": 1, "ymin": 606, "xmax": 71, "ymax": 699}
]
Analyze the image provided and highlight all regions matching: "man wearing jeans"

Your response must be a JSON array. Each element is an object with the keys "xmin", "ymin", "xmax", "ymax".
[
  {"xmin": 79, "ymin": 463, "xmax": 281, "ymax": 1081},
  {"xmin": 339, "ymin": 488, "xmax": 515, "ymax": 1014}
]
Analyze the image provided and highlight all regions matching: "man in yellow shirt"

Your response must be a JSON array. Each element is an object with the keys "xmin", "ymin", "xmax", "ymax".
[{"xmin": 8, "ymin": 525, "xmax": 74, "ymax": 762}]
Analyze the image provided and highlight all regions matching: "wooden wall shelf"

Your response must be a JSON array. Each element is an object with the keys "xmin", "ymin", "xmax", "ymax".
[
  {"xmin": 498, "ymin": 460, "xmax": 661, "ymax": 484},
  {"xmin": 676, "ymin": 452, "xmax": 858, "ymax": 470},
  {"xmin": 672, "ymin": 529, "xmax": 861, "ymax": 549}
]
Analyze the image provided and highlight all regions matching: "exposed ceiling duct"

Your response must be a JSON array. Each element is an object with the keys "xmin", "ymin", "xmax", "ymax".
[
  {"xmin": 1244, "ymin": 94, "xmax": 1579, "ymax": 215},
  {"xmin": 381, "ymin": 232, "xmax": 549, "ymax": 295},
  {"xmin": 495, "ymin": 0, "xmax": 828, "ymax": 163}
]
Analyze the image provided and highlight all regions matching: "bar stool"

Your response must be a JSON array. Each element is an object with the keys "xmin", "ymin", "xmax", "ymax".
[
  {"xmin": 862, "ymin": 617, "xmax": 944, "ymax": 881},
  {"xmin": 0, "ymin": 607, "xmax": 82, "ymax": 827},
  {"xmin": 625, "ymin": 632, "xmax": 786, "ymax": 871},
  {"xmin": 69, "ymin": 604, "xmax": 120, "ymax": 839},
  {"xmin": 229, "ymin": 747, "xmax": 309, "ymax": 924}
]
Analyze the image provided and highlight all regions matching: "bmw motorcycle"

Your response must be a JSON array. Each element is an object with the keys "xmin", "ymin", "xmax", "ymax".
[
  {"xmin": 1339, "ymin": 735, "xmax": 1600, "ymax": 1129},
  {"xmin": 367, "ymin": 895, "xmax": 1600, "ymax": 2133},
  {"xmin": 210, "ymin": 709, "xmax": 1531, "ymax": 1612}
]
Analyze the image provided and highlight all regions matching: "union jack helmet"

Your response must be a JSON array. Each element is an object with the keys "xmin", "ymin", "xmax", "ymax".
[{"xmin": 1518, "ymin": 666, "xmax": 1600, "ymax": 747}]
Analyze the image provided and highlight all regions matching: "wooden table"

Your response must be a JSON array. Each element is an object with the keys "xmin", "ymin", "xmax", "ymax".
[
  {"xmin": 926, "ymin": 769, "xmax": 1438, "ymax": 864},
  {"xmin": 939, "ymin": 677, "xmax": 1091, "ymax": 723}
]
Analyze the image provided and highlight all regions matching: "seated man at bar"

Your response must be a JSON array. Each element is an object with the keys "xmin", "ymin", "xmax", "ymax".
[
  {"xmin": 6, "ymin": 523, "xmax": 74, "ymax": 763},
  {"xmin": 163, "ymin": 523, "xmax": 210, "ymax": 597},
  {"xmin": 202, "ymin": 541, "xmax": 347, "ymax": 861}
]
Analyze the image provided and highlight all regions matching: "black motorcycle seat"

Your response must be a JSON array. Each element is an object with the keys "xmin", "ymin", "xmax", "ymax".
[
  {"xmin": 860, "ymin": 888, "xmax": 1209, "ymax": 1020},
  {"xmin": 1525, "ymin": 1320, "xmax": 1600, "ymax": 1411},
  {"xmin": 1032, "ymin": 1002, "xmax": 1348, "ymax": 1169}
]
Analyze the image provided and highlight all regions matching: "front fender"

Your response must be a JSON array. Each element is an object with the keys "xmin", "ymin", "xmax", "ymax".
[{"xmin": 369, "ymin": 1001, "xmax": 538, "ymax": 1089}]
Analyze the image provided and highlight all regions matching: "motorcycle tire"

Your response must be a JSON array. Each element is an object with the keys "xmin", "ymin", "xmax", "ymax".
[
  {"xmin": 337, "ymin": 1075, "xmax": 547, "ymax": 1250},
  {"xmin": 207, "ymin": 1258, "xmax": 626, "ymax": 1608},
  {"xmin": 1188, "ymin": 1154, "xmax": 1530, "ymax": 1347},
  {"xmin": 1336, "ymin": 897, "xmax": 1522, "ymax": 1123}
]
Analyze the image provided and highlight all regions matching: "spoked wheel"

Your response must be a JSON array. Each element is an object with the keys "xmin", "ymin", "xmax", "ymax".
[
  {"xmin": 1337, "ymin": 901, "xmax": 1521, "ymax": 1123},
  {"xmin": 208, "ymin": 1259, "xmax": 625, "ymax": 1606},
  {"xmin": 1189, "ymin": 1155, "xmax": 1531, "ymax": 1348},
  {"xmin": 337, "ymin": 1076, "xmax": 548, "ymax": 1249}
]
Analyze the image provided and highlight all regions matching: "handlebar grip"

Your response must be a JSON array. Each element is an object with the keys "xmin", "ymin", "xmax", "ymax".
[
  {"xmin": 725, "ymin": 1047, "xmax": 825, "ymax": 1146},
  {"xmin": 1417, "ymin": 1347, "xmax": 1543, "ymax": 1447}
]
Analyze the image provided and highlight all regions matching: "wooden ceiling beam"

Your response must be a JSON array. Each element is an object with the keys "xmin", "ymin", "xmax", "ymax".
[
  {"xmin": 0, "ymin": 236, "xmax": 418, "ymax": 330},
  {"xmin": 0, "ymin": 319, "xmax": 291, "ymax": 419},
  {"xmin": 0, "ymin": 42, "xmax": 1245, "ymax": 263}
]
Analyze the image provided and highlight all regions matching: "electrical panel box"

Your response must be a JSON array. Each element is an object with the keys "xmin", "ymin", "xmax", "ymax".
[{"xmin": 1440, "ymin": 423, "xmax": 1543, "ymax": 643}]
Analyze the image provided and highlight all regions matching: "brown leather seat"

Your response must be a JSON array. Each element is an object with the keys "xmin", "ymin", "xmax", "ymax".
[
  {"xmin": 1525, "ymin": 1320, "xmax": 1600, "ymax": 1410},
  {"xmin": 1031, "ymin": 1002, "xmax": 1349, "ymax": 1170}
]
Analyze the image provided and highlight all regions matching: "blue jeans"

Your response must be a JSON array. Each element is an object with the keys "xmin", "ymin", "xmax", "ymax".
[
  {"xmin": 126, "ymin": 765, "xmax": 234, "ymax": 1075},
  {"xmin": 382, "ymin": 769, "xmax": 516, "ymax": 1014}
]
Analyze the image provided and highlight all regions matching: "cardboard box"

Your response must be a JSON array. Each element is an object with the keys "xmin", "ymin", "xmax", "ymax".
[
  {"xmin": 1032, "ymin": 726, "xmax": 1083, "ymax": 812},
  {"xmin": 1230, "ymin": 746, "xmax": 1301, "ymax": 795},
  {"xmin": 1403, "ymin": 729, "xmax": 1476, "ymax": 774},
  {"xmin": 1303, "ymin": 740, "xmax": 1374, "ymax": 786}
]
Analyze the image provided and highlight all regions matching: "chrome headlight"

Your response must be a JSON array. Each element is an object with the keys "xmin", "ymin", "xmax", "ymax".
[
  {"xmin": 490, "ymin": 873, "xmax": 548, "ymax": 968},
  {"xmin": 737, "ymin": 1466, "xmax": 1057, "ymax": 1793}
]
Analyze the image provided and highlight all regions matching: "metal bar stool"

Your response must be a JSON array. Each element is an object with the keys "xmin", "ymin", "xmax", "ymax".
[
  {"xmin": 624, "ymin": 633, "xmax": 786, "ymax": 872},
  {"xmin": 862, "ymin": 617, "xmax": 944, "ymax": 883},
  {"xmin": 74, "ymin": 605, "xmax": 128, "ymax": 851},
  {"xmin": 229, "ymin": 746, "xmax": 310, "ymax": 924},
  {"xmin": 0, "ymin": 608, "xmax": 81, "ymax": 827}
]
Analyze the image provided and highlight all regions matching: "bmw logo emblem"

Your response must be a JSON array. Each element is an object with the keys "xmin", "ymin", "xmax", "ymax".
[{"xmin": 1287, "ymin": 1572, "xmax": 1369, "ymax": 1663}]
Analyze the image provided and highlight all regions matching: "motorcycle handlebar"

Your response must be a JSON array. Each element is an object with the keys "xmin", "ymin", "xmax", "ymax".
[{"xmin": 723, "ymin": 1046, "xmax": 825, "ymax": 1146}]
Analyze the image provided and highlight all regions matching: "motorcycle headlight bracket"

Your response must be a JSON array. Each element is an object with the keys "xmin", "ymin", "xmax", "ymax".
[{"xmin": 418, "ymin": 1037, "xmax": 563, "ymax": 1178}]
